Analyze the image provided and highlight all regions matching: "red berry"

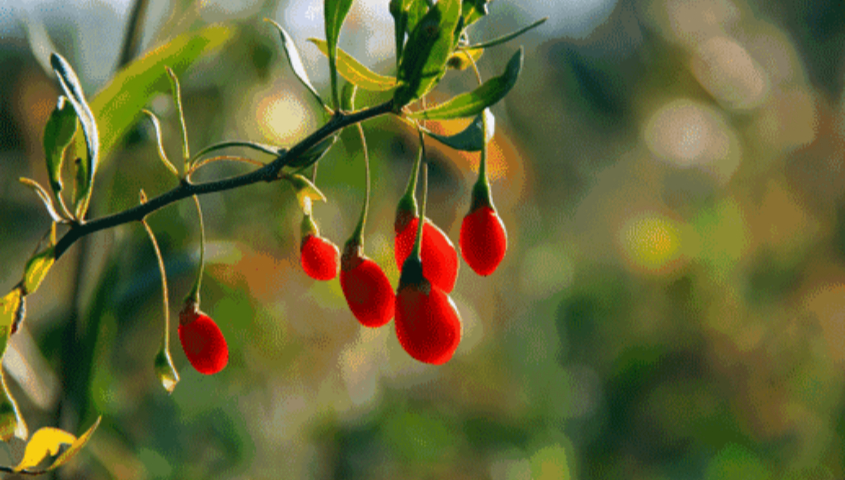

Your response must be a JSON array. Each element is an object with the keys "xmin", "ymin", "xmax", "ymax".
[
  {"xmin": 301, "ymin": 234, "xmax": 340, "ymax": 280},
  {"xmin": 394, "ymin": 218, "xmax": 458, "ymax": 293},
  {"xmin": 460, "ymin": 206, "xmax": 507, "ymax": 276},
  {"xmin": 394, "ymin": 280, "xmax": 462, "ymax": 365},
  {"xmin": 178, "ymin": 309, "xmax": 228, "ymax": 375},
  {"xmin": 341, "ymin": 245, "xmax": 395, "ymax": 328}
]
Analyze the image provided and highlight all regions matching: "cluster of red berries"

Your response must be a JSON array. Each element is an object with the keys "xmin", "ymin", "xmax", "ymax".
[{"xmin": 298, "ymin": 169, "xmax": 507, "ymax": 365}]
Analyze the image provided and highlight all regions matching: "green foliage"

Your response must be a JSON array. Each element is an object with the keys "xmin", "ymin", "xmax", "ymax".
[
  {"xmin": 324, "ymin": 0, "xmax": 357, "ymax": 109},
  {"xmin": 42, "ymin": 96, "xmax": 77, "ymax": 197},
  {"xmin": 422, "ymin": 108, "xmax": 494, "ymax": 151},
  {"xmin": 409, "ymin": 47, "xmax": 523, "ymax": 119},
  {"xmin": 309, "ymin": 38, "xmax": 398, "ymax": 92},
  {"xmin": 266, "ymin": 19, "xmax": 328, "ymax": 109}
]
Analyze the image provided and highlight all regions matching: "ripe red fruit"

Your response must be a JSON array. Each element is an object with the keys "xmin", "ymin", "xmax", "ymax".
[
  {"xmin": 340, "ymin": 245, "xmax": 395, "ymax": 328},
  {"xmin": 301, "ymin": 234, "xmax": 340, "ymax": 280},
  {"xmin": 394, "ymin": 258, "xmax": 462, "ymax": 365},
  {"xmin": 178, "ymin": 307, "xmax": 228, "ymax": 375},
  {"xmin": 460, "ymin": 206, "xmax": 507, "ymax": 276},
  {"xmin": 394, "ymin": 216, "xmax": 458, "ymax": 293}
]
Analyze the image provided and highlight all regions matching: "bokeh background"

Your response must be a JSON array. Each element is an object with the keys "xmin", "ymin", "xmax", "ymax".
[{"xmin": 1, "ymin": 0, "xmax": 845, "ymax": 478}]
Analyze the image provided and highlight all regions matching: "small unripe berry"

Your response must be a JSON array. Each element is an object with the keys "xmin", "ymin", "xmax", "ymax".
[
  {"xmin": 340, "ymin": 244, "xmax": 395, "ymax": 328},
  {"xmin": 301, "ymin": 234, "xmax": 340, "ymax": 281},
  {"xmin": 394, "ymin": 257, "xmax": 462, "ymax": 365},
  {"xmin": 178, "ymin": 305, "xmax": 228, "ymax": 375},
  {"xmin": 394, "ymin": 216, "xmax": 458, "ymax": 293},
  {"xmin": 460, "ymin": 205, "xmax": 507, "ymax": 276}
]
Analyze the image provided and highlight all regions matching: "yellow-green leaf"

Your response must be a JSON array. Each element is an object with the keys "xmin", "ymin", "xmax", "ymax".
[
  {"xmin": 0, "ymin": 289, "xmax": 23, "ymax": 330},
  {"xmin": 13, "ymin": 427, "xmax": 76, "ymax": 472},
  {"xmin": 309, "ymin": 38, "xmax": 398, "ymax": 92},
  {"xmin": 23, "ymin": 247, "xmax": 55, "ymax": 295},
  {"xmin": 446, "ymin": 47, "xmax": 483, "ymax": 70},
  {"xmin": 47, "ymin": 417, "xmax": 101, "ymax": 471}
]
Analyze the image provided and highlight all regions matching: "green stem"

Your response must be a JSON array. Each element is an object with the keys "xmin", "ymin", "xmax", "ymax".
[
  {"xmin": 141, "ymin": 218, "xmax": 171, "ymax": 351},
  {"xmin": 398, "ymin": 127, "xmax": 425, "ymax": 216},
  {"xmin": 186, "ymin": 195, "xmax": 205, "ymax": 303},
  {"xmin": 349, "ymin": 123, "xmax": 371, "ymax": 247},
  {"xmin": 412, "ymin": 161, "xmax": 428, "ymax": 260},
  {"xmin": 468, "ymin": 57, "xmax": 493, "ymax": 209},
  {"xmin": 190, "ymin": 141, "xmax": 281, "ymax": 164}
]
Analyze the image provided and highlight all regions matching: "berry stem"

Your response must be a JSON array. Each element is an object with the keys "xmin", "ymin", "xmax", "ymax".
[
  {"xmin": 348, "ymin": 123, "xmax": 371, "ymax": 248},
  {"xmin": 186, "ymin": 195, "xmax": 205, "ymax": 304},
  {"xmin": 141, "ymin": 217, "xmax": 172, "ymax": 352},
  {"xmin": 411, "ymin": 154, "xmax": 428, "ymax": 261},
  {"xmin": 468, "ymin": 56, "xmax": 494, "ymax": 211}
]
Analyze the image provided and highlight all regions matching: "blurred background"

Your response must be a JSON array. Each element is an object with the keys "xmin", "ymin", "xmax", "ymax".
[{"xmin": 1, "ymin": 0, "xmax": 844, "ymax": 478}]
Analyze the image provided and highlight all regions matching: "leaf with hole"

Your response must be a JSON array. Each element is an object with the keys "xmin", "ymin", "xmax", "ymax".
[
  {"xmin": 423, "ymin": 108, "xmax": 494, "ymax": 151},
  {"xmin": 309, "ymin": 38, "xmax": 397, "ymax": 92},
  {"xmin": 393, "ymin": 0, "xmax": 462, "ymax": 108},
  {"xmin": 409, "ymin": 47, "xmax": 522, "ymax": 120}
]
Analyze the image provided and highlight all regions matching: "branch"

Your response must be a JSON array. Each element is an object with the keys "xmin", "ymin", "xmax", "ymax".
[{"xmin": 52, "ymin": 100, "xmax": 395, "ymax": 262}]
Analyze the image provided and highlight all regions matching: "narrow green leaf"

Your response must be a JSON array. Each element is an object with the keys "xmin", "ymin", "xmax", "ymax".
[
  {"xmin": 19, "ymin": 178, "xmax": 64, "ymax": 223},
  {"xmin": 341, "ymin": 83, "xmax": 357, "ymax": 111},
  {"xmin": 289, "ymin": 134, "xmax": 338, "ymax": 168},
  {"xmin": 46, "ymin": 417, "xmax": 101, "ymax": 471},
  {"xmin": 265, "ymin": 19, "xmax": 328, "ymax": 109},
  {"xmin": 50, "ymin": 53, "xmax": 99, "ymax": 220},
  {"xmin": 23, "ymin": 247, "xmax": 55, "ymax": 295},
  {"xmin": 324, "ymin": 0, "xmax": 357, "ymax": 109},
  {"xmin": 87, "ymin": 25, "xmax": 236, "ymax": 172},
  {"xmin": 309, "ymin": 38, "xmax": 397, "ymax": 92},
  {"xmin": 42, "ymin": 96, "xmax": 76, "ymax": 196},
  {"xmin": 141, "ymin": 110, "xmax": 180, "ymax": 177},
  {"xmin": 393, "ymin": 0, "xmax": 462, "ymax": 109},
  {"xmin": 0, "ymin": 290, "xmax": 22, "ymax": 330},
  {"xmin": 464, "ymin": 17, "xmax": 547, "ymax": 50},
  {"xmin": 423, "ymin": 108, "xmax": 494, "ymax": 151},
  {"xmin": 390, "ymin": 0, "xmax": 429, "ymax": 65},
  {"xmin": 409, "ymin": 47, "xmax": 522, "ymax": 120},
  {"xmin": 462, "ymin": 0, "xmax": 491, "ymax": 26}
]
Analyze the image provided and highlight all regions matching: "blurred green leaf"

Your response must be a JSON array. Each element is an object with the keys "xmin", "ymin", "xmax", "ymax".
[
  {"xmin": 423, "ymin": 108, "xmax": 494, "ymax": 151},
  {"xmin": 462, "ymin": 0, "xmax": 491, "ymax": 26},
  {"xmin": 19, "ymin": 178, "xmax": 64, "ymax": 223},
  {"xmin": 309, "ymin": 38, "xmax": 398, "ymax": 92},
  {"xmin": 42, "ymin": 96, "xmax": 76, "ymax": 197},
  {"xmin": 0, "ymin": 290, "xmax": 22, "ymax": 330},
  {"xmin": 266, "ymin": 19, "xmax": 328, "ymax": 109},
  {"xmin": 393, "ymin": 0, "xmax": 462, "ymax": 108},
  {"xmin": 88, "ymin": 24, "xmax": 236, "ymax": 171},
  {"xmin": 324, "ymin": 0, "xmax": 357, "ymax": 109},
  {"xmin": 45, "ymin": 417, "xmax": 101, "ymax": 471},
  {"xmin": 0, "ymin": 370, "xmax": 27, "ymax": 442},
  {"xmin": 409, "ymin": 47, "xmax": 522, "ymax": 120},
  {"xmin": 23, "ymin": 247, "xmax": 55, "ymax": 295},
  {"xmin": 50, "ymin": 53, "xmax": 99, "ymax": 220},
  {"xmin": 464, "ymin": 17, "xmax": 547, "ymax": 50}
]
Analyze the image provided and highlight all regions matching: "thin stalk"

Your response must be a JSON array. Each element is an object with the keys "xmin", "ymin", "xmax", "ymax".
[
  {"xmin": 411, "ymin": 162, "xmax": 428, "ymax": 260},
  {"xmin": 348, "ymin": 123, "xmax": 371, "ymax": 247},
  {"xmin": 185, "ymin": 195, "xmax": 205, "ymax": 303},
  {"xmin": 141, "ymin": 219, "xmax": 171, "ymax": 353}
]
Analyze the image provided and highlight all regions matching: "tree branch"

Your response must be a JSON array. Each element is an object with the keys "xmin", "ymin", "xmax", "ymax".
[{"xmin": 53, "ymin": 100, "xmax": 395, "ymax": 262}]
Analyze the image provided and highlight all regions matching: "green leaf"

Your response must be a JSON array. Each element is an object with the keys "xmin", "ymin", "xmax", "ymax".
[
  {"xmin": 288, "ymin": 134, "xmax": 338, "ymax": 168},
  {"xmin": 341, "ymin": 83, "xmax": 357, "ymax": 111},
  {"xmin": 87, "ymin": 25, "xmax": 236, "ymax": 174},
  {"xmin": 390, "ymin": 0, "xmax": 430, "ymax": 64},
  {"xmin": 308, "ymin": 38, "xmax": 398, "ymax": 92},
  {"xmin": 23, "ymin": 247, "xmax": 55, "ymax": 295},
  {"xmin": 42, "ymin": 96, "xmax": 77, "ymax": 197},
  {"xmin": 423, "ymin": 108, "xmax": 494, "ymax": 151},
  {"xmin": 46, "ymin": 417, "xmax": 101, "ymax": 471},
  {"xmin": 0, "ymin": 290, "xmax": 22, "ymax": 330},
  {"xmin": 393, "ymin": 0, "xmax": 462, "ymax": 109},
  {"xmin": 265, "ymin": 19, "xmax": 328, "ymax": 109},
  {"xmin": 19, "ymin": 178, "xmax": 64, "ymax": 223},
  {"xmin": 409, "ymin": 47, "xmax": 522, "ymax": 120},
  {"xmin": 141, "ymin": 110, "xmax": 180, "ymax": 177},
  {"xmin": 324, "ymin": 0, "xmax": 357, "ymax": 109},
  {"xmin": 462, "ymin": 0, "xmax": 491, "ymax": 26},
  {"xmin": 50, "ymin": 53, "xmax": 99, "ymax": 220},
  {"xmin": 464, "ymin": 17, "xmax": 547, "ymax": 50}
]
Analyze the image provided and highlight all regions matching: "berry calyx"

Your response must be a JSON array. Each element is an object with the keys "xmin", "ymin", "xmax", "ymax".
[
  {"xmin": 340, "ymin": 243, "xmax": 395, "ymax": 328},
  {"xmin": 460, "ymin": 205, "xmax": 507, "ymax": 276},
  {"xmin": 394, "ymin": 216, "xmax": 459, "ymax": 293},
  {"xmin": 301, "ymin": 234, "xmax": 340, "ymax": 280},
  {"xmin": 394, "ymin": 256, "xmax": 462, "ymax": 365},
  {"xmin": 178, "ymin": 302, "xmax": 228, "ymax": 375}
]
